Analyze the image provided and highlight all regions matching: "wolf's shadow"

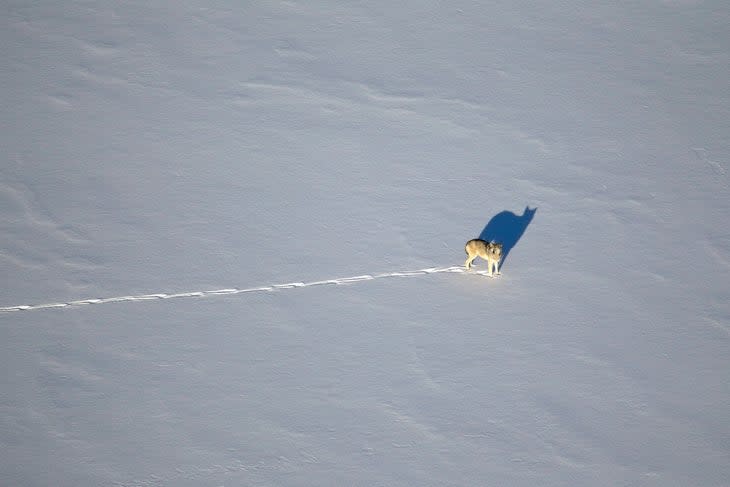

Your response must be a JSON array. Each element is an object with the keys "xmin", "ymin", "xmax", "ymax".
[{"xmin": 479, "ymin": 206, "xmax": 537, "ymax": 269}]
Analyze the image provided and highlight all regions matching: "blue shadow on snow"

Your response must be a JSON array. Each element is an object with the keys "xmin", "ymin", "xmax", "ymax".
[{"xmin": 478, "ymin": 206, "xmax": 537, "ymax": 269}]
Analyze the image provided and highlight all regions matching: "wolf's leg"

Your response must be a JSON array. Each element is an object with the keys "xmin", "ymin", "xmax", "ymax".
[
  {"xmin": 494, "ymin": 261, "xmax": 500, "ymax": 275},
  {"xmin": 465, "ymin": 255, "xmax": 475, "ymax": 270},
  {"xmin": 486, "ymin": 258, "xmax": 493, "ymax": 277}
]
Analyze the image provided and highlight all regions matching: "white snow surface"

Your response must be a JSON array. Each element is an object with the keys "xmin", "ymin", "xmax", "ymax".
[{"xmin": 2, "ymin": 1, "xmax": 729, "ymax": 486}]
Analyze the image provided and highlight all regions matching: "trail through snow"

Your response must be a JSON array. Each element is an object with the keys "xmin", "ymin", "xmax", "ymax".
[{"xmin": 0, "ymin": 265, "xmax": 494, "ymax": 312}]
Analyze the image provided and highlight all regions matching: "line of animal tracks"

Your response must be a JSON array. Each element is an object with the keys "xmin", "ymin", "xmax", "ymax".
[{"xmin": 1, "ymin": 265, "xmax": 497, "ymax": 313}]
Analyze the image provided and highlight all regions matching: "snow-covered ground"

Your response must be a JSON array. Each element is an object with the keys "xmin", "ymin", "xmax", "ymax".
[{"xmin": 2, "ymin": 2, "xmax": 729, "ymax": 486}]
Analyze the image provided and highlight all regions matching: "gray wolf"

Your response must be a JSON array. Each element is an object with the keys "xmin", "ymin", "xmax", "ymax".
[{"xmin": 464, "ymin": 239, "xmax": 503, "ymax": 276}]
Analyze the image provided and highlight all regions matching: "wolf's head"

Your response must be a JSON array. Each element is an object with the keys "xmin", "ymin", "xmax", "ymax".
[{"xmin": 490, "ymin": 242, "xmax": 503, "ymax": 257}]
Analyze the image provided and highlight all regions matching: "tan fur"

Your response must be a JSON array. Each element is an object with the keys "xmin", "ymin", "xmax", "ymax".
[{"xmin": 464, "ymin": 239, "xmax": 503, "ymax": 276}]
